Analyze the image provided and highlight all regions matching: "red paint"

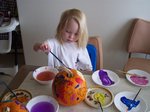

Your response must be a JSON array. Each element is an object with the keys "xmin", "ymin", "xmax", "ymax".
[{"xmin": 37, "ymin": 71, "xmax": 55, "ymax": 81}]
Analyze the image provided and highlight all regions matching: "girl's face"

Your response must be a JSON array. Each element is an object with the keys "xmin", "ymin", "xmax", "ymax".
[{"xmin": 62, "ymin": 19, "xmax": 79, "ymax": 43}]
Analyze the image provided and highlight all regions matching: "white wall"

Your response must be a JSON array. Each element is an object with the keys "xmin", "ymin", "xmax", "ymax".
[{"xmin": 16, "ymin": 0, "xmax": 150, "ymax": 71}]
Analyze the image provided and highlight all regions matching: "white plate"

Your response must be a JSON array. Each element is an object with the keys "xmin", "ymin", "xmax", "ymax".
[
  {"xmin": 84, "ymin": 87, "xmax": 114, "ymax": 108},
  {"xmin": 126, "ymin": 69, "xmax": 150, "ymax": 87},
  {"xmin": 1, "ymin": 89, "xmax": 32, "ymax": 105},
  {"xmin": 114, "ymin": 91, "xmax": 147, "ymax": 112},
  {"xmin": 92, "ymin": 69, "xmax": 120, "ymax": 87}
]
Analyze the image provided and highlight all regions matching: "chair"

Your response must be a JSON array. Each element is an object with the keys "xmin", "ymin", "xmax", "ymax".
[
  {"xmin": 123, "ymin": 18, "xmax": 150, "ymax": 73},
  {"xmin": 87, "ymin": 36, "xmax": 103, "ymax": 71},
  {"xmin": 87, "ymin": 44, "xmax": 97, "ymax": 71},
  {"xmin": 0, "ymin": 17, "xmax": 19, "ymax": 76}
]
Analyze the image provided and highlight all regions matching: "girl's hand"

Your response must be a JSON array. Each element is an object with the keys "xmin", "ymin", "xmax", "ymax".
[
  {"xmin": 39, "ymin": 42, "xmax": 50, "ymax": 53},
  {"xmin": 33, "ymin": 42, "xmax": 50, "ymax": 53}
]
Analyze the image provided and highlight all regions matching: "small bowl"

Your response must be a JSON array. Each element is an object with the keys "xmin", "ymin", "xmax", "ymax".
[
  {"xmin": 26, "ymin": 95, "xmax": 59, "ymax": 112},
  {"xmin": 33, "ymin": 66, "xmax": 58, "ymax": 85}
]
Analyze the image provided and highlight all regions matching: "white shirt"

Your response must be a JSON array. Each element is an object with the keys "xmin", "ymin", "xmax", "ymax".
[{"xmin": 47, "ymin": 38, "xmax": 92, "ymax": 71}]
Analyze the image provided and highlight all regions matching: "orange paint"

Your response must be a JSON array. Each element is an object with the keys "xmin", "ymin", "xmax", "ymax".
[
  {"xmin": 0, "ymin": 100, "xmax": 28, "ymax": 112},
  {"xmin": 37, "ymin": 71, "xmax": 55, "ymax": 81}
]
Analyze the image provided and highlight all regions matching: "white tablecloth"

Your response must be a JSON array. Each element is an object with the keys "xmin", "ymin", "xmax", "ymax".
[{"xmin": 19, "ymin": 72, "xmax": 150, "ymax": 112}]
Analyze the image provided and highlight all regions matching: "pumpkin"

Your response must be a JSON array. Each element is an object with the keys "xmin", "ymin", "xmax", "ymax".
[
  {"xmin": 0, "ymin": 100, "xmax": 28, "ymax": 112},
  {"xmin": 52, "ymin": 67, "xmax": 87, "ymax": 106}
]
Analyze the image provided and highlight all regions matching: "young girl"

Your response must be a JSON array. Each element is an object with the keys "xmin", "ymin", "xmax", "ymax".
[{"xmin": 33, "ymin": 8, "xmax": 92, "ymax": 72}]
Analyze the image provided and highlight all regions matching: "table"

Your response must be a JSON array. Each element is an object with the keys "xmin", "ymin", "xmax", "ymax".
[{"xmin": 2, "ymin": 65, "xmax": 150, "ymax": 112}]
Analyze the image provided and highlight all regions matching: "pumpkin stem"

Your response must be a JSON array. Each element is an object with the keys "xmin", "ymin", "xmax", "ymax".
[
  {"xmin": 67, "ymin": 71, "xmax": 73, "ymax": 78},
  {"xmin": 58, "ymin": 66, "xmax": 73, "ymax": 77}
]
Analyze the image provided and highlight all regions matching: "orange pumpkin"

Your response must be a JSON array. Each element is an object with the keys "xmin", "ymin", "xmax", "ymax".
[
  {"xmin": 52, "ymin": 68, "xmax": 87, "ymax": 106},
  {"xmin": 0, "ymin": 100, "xmax": 28, "ymax": 112}
]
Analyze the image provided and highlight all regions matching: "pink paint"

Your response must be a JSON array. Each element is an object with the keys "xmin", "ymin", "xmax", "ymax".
[
  {"xmin": 130, "ymin": 75, "xmax": 149, "ymax": 85},
  {"xmin": 75, "ymin": 78, "xmax": 83, "ymax": 84},
  {"xmin": 71, "ymin": 94, "xmax": 76, "ymax": 101}
]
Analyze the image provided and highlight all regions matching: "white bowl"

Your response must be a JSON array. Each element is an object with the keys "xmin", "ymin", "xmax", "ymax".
[
  {"xmin": 33, "ymin": 66, "xmax": 58, "ymax": 85},
  {"xmin": 26, "ymin": 95, "xmax": 59, "ymax": 112}
]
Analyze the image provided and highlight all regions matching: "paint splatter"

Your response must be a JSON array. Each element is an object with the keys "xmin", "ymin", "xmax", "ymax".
[
  {"xmin": 121, "ymin": 96, "xmax": 140, "ymax": 111},
  {"xmin": 99, "ymin": 70, "xmax": 114, "ymax": 86},
  {"xmin": 130, "ymin": 75, "xmax": 149, "ymax": 85}
]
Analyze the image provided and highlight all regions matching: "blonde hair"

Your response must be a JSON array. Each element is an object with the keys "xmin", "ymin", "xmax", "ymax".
[{"xmin": 56, "ymin": 8, "xmax": 89, "ymax": 48}]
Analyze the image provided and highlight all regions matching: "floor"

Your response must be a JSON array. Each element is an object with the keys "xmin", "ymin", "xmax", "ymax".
[{"xmin": 0, "ymin": 52, "xmax": 25, "ymax": 96}]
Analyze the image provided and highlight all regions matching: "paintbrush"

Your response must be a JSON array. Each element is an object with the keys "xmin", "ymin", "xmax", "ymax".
[
  {"xmin": 98, "ymin": 101, "xmax": 104, "ymax": 112},
  {"xmin": 117, "ymin": 70, "xmax": 148, "ymax": 79},
  {"xmin": 0, "ymin": 80, "xmax": 19, "ymax": 101},
  {"xmin": 133, "ymin": 88, "xmax": 142, "ymax": 101},
  {"xmin": 96, "ymin": 97, "xmax": 103, "ymax": 112},
  {"xmin": 49, "ymin": 51, "xmax": 68, "ymax": 68},
  {"xmin": 117, "ymin": 70, "xmax": 139, "ymax": 76},
  {"xmin": 49, "ymin": 51, "xmax": 73, "ymax": 76},
  {"xmin": 125, "ymin": 88, "xmax": 142, "ymax": 112}
]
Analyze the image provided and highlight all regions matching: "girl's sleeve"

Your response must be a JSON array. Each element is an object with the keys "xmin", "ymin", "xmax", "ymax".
[{"xmin": 76, "ymin": 48, "xmax": 93, "ymax": 71}]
